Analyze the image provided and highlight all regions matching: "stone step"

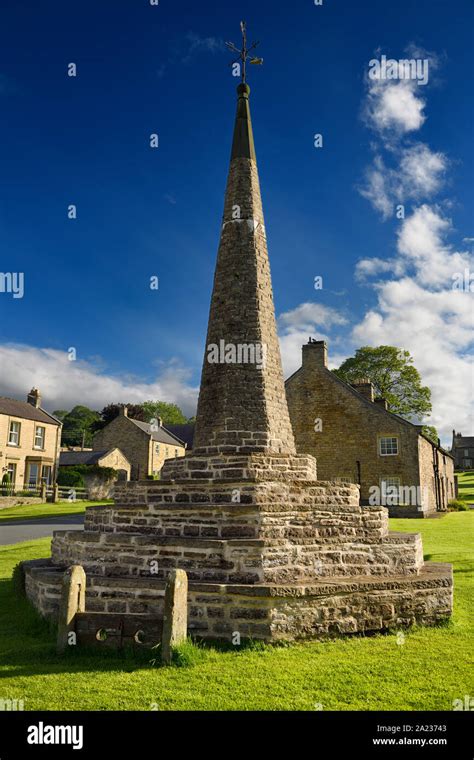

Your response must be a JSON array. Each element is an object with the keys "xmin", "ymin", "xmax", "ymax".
[
  {"xmin": 50, "ymin": 526, "xmax": 422, "ymax": 585},
  {"xmin": 22, "ymin": 558, "xmax": 452, "ymax": 641}
]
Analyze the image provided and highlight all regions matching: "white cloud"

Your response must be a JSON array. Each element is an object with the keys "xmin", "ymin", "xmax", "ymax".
[
  {"xmin": 0, "ymin": 344, "xmax": 199, "ymax": 417},
  {"xmin": 396, "ymin": 205, "xmax": 471, "ymax": 288},
  {"xmin": 355, "ymin": 256, "xmax": 405, "ymax": 281},
  {"xmin": 352, "ymin": 277, "xmax": 473, "ymax": 442},
  {"xmin": 365, "ymin": 80, "xmax": 426, "ymax": 136},
  {"xmin": 278, "ymin": 303, "xmax": 348, "ymax": 378},
  {"xmin": 360, "ymin": 145, "xmax": 447, "ymax": 219}
]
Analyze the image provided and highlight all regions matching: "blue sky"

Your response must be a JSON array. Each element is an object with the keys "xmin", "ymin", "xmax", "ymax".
[{"xmin": 0, "ymin": 0, "xmax": 472, "ymax": 443}]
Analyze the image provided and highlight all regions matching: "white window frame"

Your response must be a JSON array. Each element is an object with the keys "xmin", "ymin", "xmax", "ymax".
[
  {"xmin": 6, "ymin": 462, "xmax": 17, "ymax": 485},
  {"xmin": 8, "ymin": 421, "xmax": 21, "ymax": 446},
  {"xmin": 41, "ymin": 465, "xmax": 52, "ymax": 485},
  {"xmin": 27, "ymin": 462, "xmax": 40, "ymax": 488},
  {"xmin": 34, "ymin": 426, "xmax": 46, "ymax": 450},
  {"xmin": 379, "ymin": 436, "xmax": 399, "ymax": 456}
]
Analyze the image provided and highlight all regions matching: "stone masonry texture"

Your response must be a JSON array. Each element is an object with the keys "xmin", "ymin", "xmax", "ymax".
[{"xmin": 23, "ymin": 84, "xmax": 453, "ymax": 642}]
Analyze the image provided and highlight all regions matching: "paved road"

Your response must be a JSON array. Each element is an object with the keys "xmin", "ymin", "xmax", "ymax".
[{"xmin": 0, "ymin": 514, "xmax": 85, "ymax": 546}]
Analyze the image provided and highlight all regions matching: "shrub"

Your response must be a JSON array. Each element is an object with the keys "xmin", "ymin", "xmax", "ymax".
[
  {"xmin": 57, "ymin": 468, "xmax": 85, "ymax": 488},
  {"xmin": 1, "ymin": 473, "xmax": 13, "ymax": 496},
  {"xmin": 448, "ymin": 499, "xmax": 469, "ymax": 512}
]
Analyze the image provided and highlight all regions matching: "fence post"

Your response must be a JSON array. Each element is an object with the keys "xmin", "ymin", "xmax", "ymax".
[
  {"xmin": 57, "ymin": 565, "xmax": 86, "ymax": 654},
  {"xmin": 52, "ymin": 483, "xmax": 59, "ymax": 503},
  {"xmin": 161, "ymin": 569, "xmax": 188, "ymax": 665},
  {"xmin": 40, "ymin": 483, "xmax": 47, "ymax": 502}
]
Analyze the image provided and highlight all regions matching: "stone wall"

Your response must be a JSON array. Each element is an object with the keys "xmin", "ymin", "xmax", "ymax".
[
  {"xmin": 93, "ymin": 416, "xmax": 149, "ymax": 480},
  {"xmin": 22, "ymin": 559, "xmax": 452, "ymax": 641},
  {"xmin": 285, "ymin": 342, "xmax": 455, "ymax": 513}
]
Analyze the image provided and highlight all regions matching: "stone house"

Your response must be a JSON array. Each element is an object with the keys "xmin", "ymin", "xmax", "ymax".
[
  {"xmin": 92, "ymin": 407, "xmax": 186, "ymax": 480},
  {"xmin": 285, "ymin": 340, "xmax": 455, "ymax": 516},
  {"xmin": 0, "ymin": 388, "xmax": 62, "ymax": 491},
  {"xmin": 59, "ymin": 448, "xmax": 131, "ymax": 480},
  {"xmin": 451, "ymin": 431, "xmax": 474, "ymax": 470}
]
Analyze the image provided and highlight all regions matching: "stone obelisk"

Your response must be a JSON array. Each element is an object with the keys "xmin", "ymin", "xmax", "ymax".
[
  {"xmin": 193, "ymin": 82, "xmax": 296, "ymax": 457},
  {"xmin": 23, "ymin": 24, "xmax": 452, "ymax": 644}
]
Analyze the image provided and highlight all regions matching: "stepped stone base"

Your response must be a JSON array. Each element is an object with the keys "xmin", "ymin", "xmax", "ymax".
[
  {"xmin": 23, "ymin": 559, "xmax": 452, "ymax": 641},
  {"xmin": 22, "ymin": 453, "xmax": 453, "ymax": 642}
]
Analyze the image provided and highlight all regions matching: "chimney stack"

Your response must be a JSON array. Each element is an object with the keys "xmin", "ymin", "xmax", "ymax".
[
  {"xmin": 27, "ymin": 388, "xmax": 41, "ymax": 408},
  {"xmin": 374, "ymin": 397, "xmax": 388, "ymax": 410},
  {"xmin": 351, "ymin": 379, "xmax": 375, "ymax": 403},
  {"xmin": 119, "ymin": 406, "xmax": 128, "ymax": 417},
  {"xmin": 302, "ymin": 339, "xmax": 328, "ymax": 369}
]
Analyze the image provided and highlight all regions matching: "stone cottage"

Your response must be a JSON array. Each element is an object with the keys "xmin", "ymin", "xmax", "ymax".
[
  {"xmin": 60, "ymin": 448, "xmax": 131, "ymax": 479},
  {"xmin": 286, "ymin": 340, "xmax": 455, "ymax": 516},
  {"xmin": 0, "ymin": 388, "xmax": 62, "ymax": 492},
  {"xmin": 92, "ymin": 407, "xmax": 186, "ymax": 480},
  {"xmin": 451, "ymin": 431, "xmax": 474, "ymax": 470}
]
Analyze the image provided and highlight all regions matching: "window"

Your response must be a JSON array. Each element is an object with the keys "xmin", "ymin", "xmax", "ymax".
[
  {"xmin": 175, "ymin": 448, "xmax": 179, "ymax": 458},
  {"xmin": 34, "ymin": 426, "xmax": 45, "ymax": 449},
  {"xmin": 380, "ymin": 477, "xmax": 401, "ymax": 505},
  {"xmin": 27, "ymin": 463, "xmax": 39, "ymax": 488},
  {"xmin": 41, "ymin": 465, "xmax": 52, "ymax": 485},
  {"xmin": 379, "ymin": 436, "xmax": 399, "ymax": 456},
  {"xmin": 6, "ymin": 463, "xmax": 17, "ymax": 486},
  {"xmin": 464, "ymin": 449, "xmax": 469, "ymax": 457},
  {"xmin": 8, "ymin": 421, "xmax": 21, "ymax": 446},
  {"xmin": 155, "ymin": 444, "xmax": 160, "ymax": 454}
]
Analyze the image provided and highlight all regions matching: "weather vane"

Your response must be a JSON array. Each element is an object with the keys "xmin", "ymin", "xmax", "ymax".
[{"xmin": 225, "ymin": 21, "xmax": 263, "ymax": 84}]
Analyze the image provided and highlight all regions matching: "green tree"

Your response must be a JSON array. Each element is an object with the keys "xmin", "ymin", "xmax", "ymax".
[
  {"xmin": 52, "ymin": 410, "xmax": 69, "ymax": 422},
  {"xmin": 61, "ymin": 406, "xmax": 101, "ymax": 447},
  {"xmin": 93, "ymin": 401, "xmax": 188, "ymax": 431},
  {"xmin": 141, "ymin": 401, "xmax": 187, "ymax": 425},
  {"xmin": 421, "ymin": 425, "xmax": 439, "ymax": 444},
  {"xmin": 333, "ymin": 346, "xmax": 432, "ymax": 419},
  {"xmin": 92, "ymin": 403, "xmax": 147, "ymax": 431}
]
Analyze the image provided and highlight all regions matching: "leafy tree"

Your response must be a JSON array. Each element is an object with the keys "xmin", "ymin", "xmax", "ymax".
[
  {"xmin": 52, "ymin": 410, "xmax": 69, "ymax": 422},
  {"xmin": 333, "ymin": 346, "xmax": 432, "ymax": 419},
  {"xmin": 141, "ymin": 401, "xmax": 187, "ymax": 425},
  {"xmin": 421, "ymin": 425, "xmax": 439, "ymax": 444},
  {"xmin": 61, "ymin": 406, "xmax": 101, "ymax": 447},
  {"xmin": 93, "ymin": 401, "xmax": 188, "ymax": 431},
  {"xmin": 92, "ymin": 403, "xmax": 147, "ymax": 431}
]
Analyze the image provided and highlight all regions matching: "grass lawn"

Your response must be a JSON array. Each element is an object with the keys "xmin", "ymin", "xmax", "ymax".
[
  {"xmin": 0, "ymin": 512, "xmax": 472, "ymax": 711},
  {"xmin": 0, "ymin": 500, "xmax": 111, "ymax": 523},
  {"xmin": 457, "ymin": 470, "xmax": 474, "ymax": 505}
]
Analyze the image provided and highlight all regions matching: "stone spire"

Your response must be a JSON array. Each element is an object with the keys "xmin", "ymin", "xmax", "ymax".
[{"xmin": 193, "ymin": 83, "xmax": 296, "ymax": 455}]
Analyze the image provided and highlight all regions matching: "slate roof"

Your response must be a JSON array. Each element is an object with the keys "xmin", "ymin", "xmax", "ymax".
[
  {"xmin": 0, "ymin": 397, "xmax": 62, "ymax": 426},
  {"xmin": 60, "ymin": 450, "xmax": 110, "ymax": 466},
  {"xmin": 129, "ymin": 419, "xmax": 186, "ymax": 447},
  {"xmin": 453, "ymin": 436, "xmax": 474, "ymax": 447},
  {"xmin": 165, "ymin": 423, "xmax": 195, "ymax": 449}
]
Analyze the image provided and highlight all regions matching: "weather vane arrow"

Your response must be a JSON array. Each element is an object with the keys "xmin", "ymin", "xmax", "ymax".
[{"xmin": 225, "ymin": 20, "xmax": 263, "ymax": 84}]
